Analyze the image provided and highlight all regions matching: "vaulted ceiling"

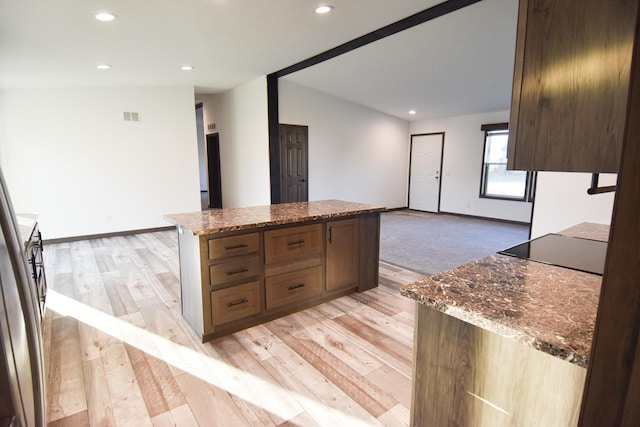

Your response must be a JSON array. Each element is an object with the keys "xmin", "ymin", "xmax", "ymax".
[{"xmin": 0, "ymin": 0, "xmax": 518, "ymax": 121}]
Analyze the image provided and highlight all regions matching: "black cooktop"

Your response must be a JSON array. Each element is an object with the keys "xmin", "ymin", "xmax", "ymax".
[{"xmin": 499, "ymin": 233, "xmax": 607, "ymax": 276}]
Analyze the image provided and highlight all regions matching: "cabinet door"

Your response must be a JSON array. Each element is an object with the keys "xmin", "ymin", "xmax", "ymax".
[
  {"xmin": 508, "ymin": 0, "xmax": 636, "ymax": 173},
  {"xmin": 326, "ymin": 218, "xmax": 359, "ymax": 292}
]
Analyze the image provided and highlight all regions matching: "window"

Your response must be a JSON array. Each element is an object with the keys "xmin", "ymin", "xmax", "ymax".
[{"xmin": 479, "ymin": 124, "xmax": 535, "ymax": 201}]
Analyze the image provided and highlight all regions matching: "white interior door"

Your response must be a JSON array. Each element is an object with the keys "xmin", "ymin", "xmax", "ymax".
[{"xmin": 409, "ymin": 133, "xmax": 443, "ymax": 212}]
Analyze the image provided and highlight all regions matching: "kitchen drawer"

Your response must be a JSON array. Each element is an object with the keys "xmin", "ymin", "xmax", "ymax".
[
  {"xmin": 211, "ymin": 281, "xmax": 261, "ymax": 326},
  {"xmin": 209, "ymin": 257, "xmax": 260, "ymax": 287},
  {"xmin": 264, "ymin": 223, "xmax": 322, "ymax": 265},
  {"xmin": 208, "ymin": 232, "xmax": 259, "ymax": 261},
  {"xmin": 265, "ymin": 266, "xmax": 322, "ymax": 310}
]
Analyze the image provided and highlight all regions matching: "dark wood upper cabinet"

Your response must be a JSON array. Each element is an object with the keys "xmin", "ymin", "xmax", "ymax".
[{"xmin": 507, "ymin": 0, "xmax": 638, "ymax": 173}]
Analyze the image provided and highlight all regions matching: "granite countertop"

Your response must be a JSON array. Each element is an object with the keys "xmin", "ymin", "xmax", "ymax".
[
  {"xmin": 401, "ymin": 222, "xmax": 609, "ymax": 368},
  {"xmin": 163, "ymin": 199, "xmax": 385, "ymax": 235}
]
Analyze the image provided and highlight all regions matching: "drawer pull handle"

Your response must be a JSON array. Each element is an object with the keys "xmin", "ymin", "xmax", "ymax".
[
  {"xmin": 287, "ymin": 283, "xmax": 306, "ymax": 291},
  {"xmin": 288, "ymin": 240, "xmax": 305, "ymax": 246},
  {"xmin": 226, "ymin": 268, "xmax": 249, "ymax": 276},
  {"xmin": 225, "ymin": 243, "xmax": 248, "ymax": 250},
  {"xmin": 227, "ymin": 298, "xmax": 249, "ymax": 307}
]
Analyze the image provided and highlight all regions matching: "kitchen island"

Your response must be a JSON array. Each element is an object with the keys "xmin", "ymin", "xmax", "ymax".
[
  {"xmin": 401, "ymin": 223, "xmax": 608, "ymax": 426},
  {"xmin": 164, "ymin": 200, "xmax": 383, "ymax": 342}
]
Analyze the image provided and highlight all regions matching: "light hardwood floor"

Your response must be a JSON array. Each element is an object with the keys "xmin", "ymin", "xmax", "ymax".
[{"xmin": 42, "ymin": 231, "xmax": 425, "ymax": 426}]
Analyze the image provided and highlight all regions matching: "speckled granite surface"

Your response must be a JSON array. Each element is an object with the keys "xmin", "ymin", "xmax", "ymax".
[
  {"xmin": 559, "ymin": 222, "xmax": 610, "ymax": 242},
  {"xmin": 401, "ymin": 223, "xmax": 608, "ymax": 368},
  {"xmin": 163, "ymin": 200, "xmax": 385, "ymax": 235}
]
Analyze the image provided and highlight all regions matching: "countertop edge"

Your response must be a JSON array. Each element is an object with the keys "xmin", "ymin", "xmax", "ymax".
[
  {"xmin": 163, "ymin": 200, "xmax": 385, "ymax": 235},
  {"xmin": 401, "ymin": 284, "xmax": 589, "ymax": 368}
]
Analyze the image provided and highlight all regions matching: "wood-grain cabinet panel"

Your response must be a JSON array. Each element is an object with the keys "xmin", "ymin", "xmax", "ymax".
[
  {"xmin": 265, "ymin": 266, "xmax": 323, "ymax": 310},
  {"xmin": 211, "ymin": 281, "xmax": 261, "ymax": 325},
  {"xmin": 508, "ymin": 0, "xmax": 637, "ymax": 172},
  {"xmin": 264, "ymin": 224, "xmax": 322, "ymax": 265},
  {"xmin": 411, "ymin": 304, "xmax": 586, "ymax": 426},
  {"xmin": 208, "ymin": 233, "xmax": 259, "ymax": 261},
  {"xmin": 326, "ymin": 218, "xmax": 359, "ymax": 292},
  {"xmin": 209, "ymin": 257, "xmax": 260, "ymax": 288}
]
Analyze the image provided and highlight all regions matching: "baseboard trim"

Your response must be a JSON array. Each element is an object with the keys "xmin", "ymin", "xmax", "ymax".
[
  {"xmin": 43, "ymin": 226, "xmax": 176, "ymax": 245},
  {"xmin": 400, "ymin": 208, "xmax": 531, "ymax": 227}
]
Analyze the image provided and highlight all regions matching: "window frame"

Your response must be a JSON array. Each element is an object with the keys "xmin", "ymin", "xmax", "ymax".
[{"xmin": 479, "ymin": 123, "xmax": 535, "ymax": 202}]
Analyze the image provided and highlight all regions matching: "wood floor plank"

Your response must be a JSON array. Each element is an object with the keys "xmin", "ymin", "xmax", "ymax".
[
  {"xmin": 331, "ymin": 314, "xmax": 413, "ymax": 369},
  {"xmin": 304, "ymin": 309, "xmax": 411, "ymax": 376},
  {"xmin": 47, "ymin": 410, "xmax": 89, "ymax": 427},
  {"xmin": 125, "ymin": 343, "xmax": 171, "ymax": 417},
  {"xmin": 288, "ymin": 310, "xmax": 383, "ymax": 376},
  {"xmin": 174, "ymin": 371, "xmax": 253, "ymax": 427},
  {"xmin": 83, "ymin": 357, "xmax": 116, "ymax": 426},
  {"xmin": 233, "ymin": 325, "xmax": 279, "ymax": 362},
  {"xmin": 103, "ymin": 271, "xmax": 138, "ymax": 317},
  {"xmin": 330, "ymin": 297, "xmax": 414, "ymax": 348},
  {"xmin": 377, "ymin": 403, "xmax": 411, "ymax": 427},
  {"xmin": 47, "ymin": 316, "xmax": 87, "ymax": 422},
  {"xmin": 150, "ymin": 403, "xmax": 199, "ymax": 427},
  {"xmin": 265, "ymin": 317, "xmax": 398, "ymax": 418},
  {"xmin": 214, "ymin": 335, "xmax": 304, "ymax": 425},
  {"xmin": 260, "ymin": 338, "xmax": 382, "ymax": 426},
  {"xmin": 104, "ymin": 363, "xmax": 153, "ymax": 427},
  {"xmin": 365, "ymin": 365, "xmax": 412, "ymax": 408},
  {"xmin": 43, "ymin": 230, "xmax": 428, "ymax": 427}
]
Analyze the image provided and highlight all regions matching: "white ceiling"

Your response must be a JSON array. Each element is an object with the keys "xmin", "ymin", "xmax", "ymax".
[{"xmin": 0, "ymin": 0, "xmax": 518, "ymax": 121}]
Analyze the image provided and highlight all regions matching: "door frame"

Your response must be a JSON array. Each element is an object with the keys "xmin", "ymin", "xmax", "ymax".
[{"xmin": 408, "ymin": 132, "xmax": 445, "ymax": 212}]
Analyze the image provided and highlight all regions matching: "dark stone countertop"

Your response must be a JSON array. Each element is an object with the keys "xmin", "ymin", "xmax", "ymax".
[
  {"xmin": 401, "ymin": 222, "xmax": 608, "ymax": 368},
  {"xmin": 163, "ymin": 200, "xmax": 385, "ymax": 235}
]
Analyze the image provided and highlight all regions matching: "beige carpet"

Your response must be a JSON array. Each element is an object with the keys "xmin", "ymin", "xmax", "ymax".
[{"xmin": 379, "ymin": 210, "xmax": 530, "ymax": 276}]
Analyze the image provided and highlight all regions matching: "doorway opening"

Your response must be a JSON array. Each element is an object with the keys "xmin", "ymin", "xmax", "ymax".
[
  {"xmin": 206, "ymin": 133, "xmax": 223, "ymax": 209},
  {"xmin": 409, "ymin": 133, "xmax": 444, "ymax": 213}
]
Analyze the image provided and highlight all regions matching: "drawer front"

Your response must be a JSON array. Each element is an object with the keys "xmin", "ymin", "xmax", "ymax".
[
  {"xmin": 265, "ymin": 266, "xmax": 322, "ymax": 310},
  {"xmin": 209, "ymin": 257, "xmax": 260, "ymax": 287},
  {"xmin": 208, "ymin": 233, "xmax": 259, "ymax": 261},
  {"xmin": 211, "ymin": 281, "xmax": 261, "ymax": 326},
  {"xmin": 264, "ymin": 223, "xmax": 323, "ymax": 265}
]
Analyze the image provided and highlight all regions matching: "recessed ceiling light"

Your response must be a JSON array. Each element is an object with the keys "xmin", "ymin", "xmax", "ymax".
[
  {"xmin": 96, "ymin": 64, "xmax": 111, "ymax": 70},
  {"xmin": 409, "ymin": 110, "xmax": 417, "ymax": 115},
  {"xmin": 95, "ymin": 12, "xmax": 117, "ymax": 21},
  {"xmin": 315, "ymin": 5, "xmax": 334, "ymax": 14},
  {"xmin": 181, "ymin": 65, "xmax": 194, "ymax": 71}
]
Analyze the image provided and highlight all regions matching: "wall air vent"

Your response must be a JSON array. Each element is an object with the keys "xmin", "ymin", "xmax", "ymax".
[
  {"xmin": 123, "ymin": 112, "xmax": 140, "ymax": 122},
  {"xmin": 207, "ymin": 123, "xmax": 216, "ymax": 131}
]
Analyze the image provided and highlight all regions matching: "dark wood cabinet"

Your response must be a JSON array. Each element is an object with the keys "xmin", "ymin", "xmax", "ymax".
[
  {"xmin": 326, "ymin": 218, "xmax": 359, "ymax": 293},
  {"xmin": 507, "ymin": 0, "xmax": 637, "ymax": 172},
  {"xmin": 176, "ymin": 211, "xmax": 380, "ymax": 342}
]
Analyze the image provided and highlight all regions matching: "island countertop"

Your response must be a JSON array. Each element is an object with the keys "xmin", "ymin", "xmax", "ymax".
[
  {"xmin": 163, "ymin": 199, "xmax": 385, "ymax": 235},
  {"xmin": 401, "ymin": 222, "xmax": 608, "ymax": 368}
]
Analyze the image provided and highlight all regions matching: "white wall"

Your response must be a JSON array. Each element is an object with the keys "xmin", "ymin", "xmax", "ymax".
[
  {"xmin": 279, "ymin": 80, "xmax": 410, "ymax": 208},
  {"xmin": 197, "ymin": 77, "xmax": 271, "ymax": 208},
  {"xmin": 0, "ymin": 86, "xmax": 201, "ymax": 239},
  {"xmin": 530, "ymin": 172, "xmax": 615, "ymax": 238},
  {"xmin": 410, "ymin": 110, "xmax": 533, "ymax": 223}
]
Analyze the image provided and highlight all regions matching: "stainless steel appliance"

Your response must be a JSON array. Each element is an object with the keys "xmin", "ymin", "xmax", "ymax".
[{"xmin": 0, "ymin": 168, "xmax": 46, "ymax": 426}]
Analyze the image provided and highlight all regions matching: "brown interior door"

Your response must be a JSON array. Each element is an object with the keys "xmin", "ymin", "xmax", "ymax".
[{"xmin": 279, "ymin": 124, "xmax": 309, "ymax": 203}]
